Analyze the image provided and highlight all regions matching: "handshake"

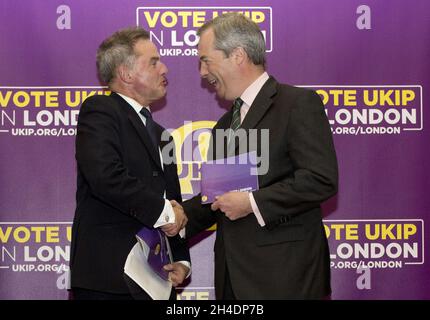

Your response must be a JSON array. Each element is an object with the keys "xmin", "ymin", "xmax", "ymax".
[
  {"xmin": 160, "ymin": 192, "xmax": 253, "ymax": 237},
  {"xmin": 161, "ymin": 200, "xmax": 187, "ymax": 237}
]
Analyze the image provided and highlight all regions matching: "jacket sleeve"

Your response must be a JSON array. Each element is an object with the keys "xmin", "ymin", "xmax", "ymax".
[
  {"xmin": 181, "ymin": 195, "xmax": 217, "ymax": 239},
  {"xmin": 180, "ymin": 124, "xmax": 228, "ymax": 239},
  {"xmin": 252, "ymin": 90, "xmax": 338, "ymax": 226},
  {"xmin": 168, "ymin": 234, "xmax": 191, "ymax": 262}
]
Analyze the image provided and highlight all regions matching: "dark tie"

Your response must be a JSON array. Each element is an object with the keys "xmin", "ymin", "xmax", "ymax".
[
  {"xmin": 139, "ymin": 107, "xmax": 160, "ymax": 150},
  {"xmin": 230, "ymin": 97, "xmax": 244, "ymax": 131}
]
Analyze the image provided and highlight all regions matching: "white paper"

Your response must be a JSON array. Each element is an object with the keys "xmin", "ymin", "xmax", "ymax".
[{"xmin": 124, "ymin": 241, "xmax": 172, "ymax": 300}]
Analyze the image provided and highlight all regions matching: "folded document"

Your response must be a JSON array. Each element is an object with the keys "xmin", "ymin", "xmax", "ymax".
[
  {"xmin": 124, "ymin": 227, "xmax": 172, "ymax": 300},
  {"xmin": 200, "ymin": 151, "xmax": 259, "ymax": 204}
]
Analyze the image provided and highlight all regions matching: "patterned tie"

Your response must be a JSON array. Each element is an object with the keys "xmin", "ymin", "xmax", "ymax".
[
  {"xmin": 139, "ymin": 107, "xmax": 159, "ymax": 149},
  {"xmin": 230, "ymin": 97, "xmax": 244, "ymax": 131}
]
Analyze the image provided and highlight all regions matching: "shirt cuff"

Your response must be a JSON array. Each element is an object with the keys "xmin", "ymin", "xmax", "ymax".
[
  {"xmin": 175, "ymin": 260, "xmax": 192, "ymax": 279},
  {"xmin": 153, "ymin": 199, "xmax": 176, "ymax": 228},
  {"xmin": 179, "ymin": 228, "xmax": 186, "ymax": 239},
  {"xmin": 249, "ymin": 192, "xmax": 266, "ymax": 227}
]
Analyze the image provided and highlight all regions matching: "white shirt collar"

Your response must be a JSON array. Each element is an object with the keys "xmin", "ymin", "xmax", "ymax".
[
  {"xmin": 240, "ymin": 71, "xmax": 270, "ymax": 107},
  {"xmin": 117, "ymin": 93, "xmax": 150, "ymax": 114}
]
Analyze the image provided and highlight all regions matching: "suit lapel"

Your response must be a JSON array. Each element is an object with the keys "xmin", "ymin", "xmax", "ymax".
[
  {"xmin": 128, "ymin": 113, "xmax": 163, "ymax": 170},
  {"xmin": 232, "ymin": 76, "xmax": 278, "ymax": 152},
  {"xmin": 110, "ymin": 93, "xmax": 163, "ymax": 170},
  {"xmin": 240, "ymin": 76, "xmax": 278, "ymax": 130}
]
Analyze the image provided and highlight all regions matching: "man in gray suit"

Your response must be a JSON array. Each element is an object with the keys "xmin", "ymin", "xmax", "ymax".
[{"xmin": 163, "ymin": 13, "xmax": 338, "ymax": 300}]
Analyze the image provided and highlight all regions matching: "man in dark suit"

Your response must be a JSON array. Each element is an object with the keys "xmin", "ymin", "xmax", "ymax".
[
  {"xmin": 163, "ymin": 13, "xmax": 338, "ymax": 299},
  {"xmin": 70, "ymin": 27, "xmax": 190, "ymax": 300}
]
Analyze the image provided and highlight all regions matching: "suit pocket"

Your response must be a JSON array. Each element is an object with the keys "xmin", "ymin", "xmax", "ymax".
[{"xmin": 256, "ymin": 223, "xmax": 304, "ymax": 246}]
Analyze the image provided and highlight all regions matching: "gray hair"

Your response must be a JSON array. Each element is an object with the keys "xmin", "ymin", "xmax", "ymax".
[
  {"xmin": 96, "ymin": 27, "xmax": 150, "ymax": 84},
  {"xmin": 198, "ymin": 13, "xmax": 266, "ymax": 66}
]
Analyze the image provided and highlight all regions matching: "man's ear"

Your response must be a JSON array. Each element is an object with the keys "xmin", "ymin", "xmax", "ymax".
[
  {"xmin": 118, "ymin": 65, "xmax": 134, "ymax": 84},
  {"xmin": 232, "ymin": 47, "xmax": 246, "ymax": 65}
]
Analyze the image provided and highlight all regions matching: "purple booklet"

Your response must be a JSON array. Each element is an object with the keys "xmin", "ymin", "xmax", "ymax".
[
  {"xmin": 136, "ymin": 227, "xmax": 172, "ymax": 281},
  {"xmin": 200, "ymin": 151, "xmax": 259, "ymax": 204}
]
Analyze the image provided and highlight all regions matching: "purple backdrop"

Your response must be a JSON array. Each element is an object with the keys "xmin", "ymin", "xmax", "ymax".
[{"xmin": 1, "ymin": 0, "xmax": 429, "ymax": 299}]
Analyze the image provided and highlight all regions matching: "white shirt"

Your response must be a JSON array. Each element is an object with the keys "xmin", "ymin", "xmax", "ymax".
[{"xmin": 237, "ymin": 72, "xmax": 270, "ymax": 227}]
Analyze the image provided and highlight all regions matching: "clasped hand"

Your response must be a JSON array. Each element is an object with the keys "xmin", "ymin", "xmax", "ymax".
[
  {"xmin": 211, "ymin": 191, "xmax": 253, "ymax": 221},
  {"xmin": 161, "ymin": 200, "xmax": 187, "ymax": 237},
  {"xmin": 162, "ymin": 262, "xmax": 189, "ymax": 287}
]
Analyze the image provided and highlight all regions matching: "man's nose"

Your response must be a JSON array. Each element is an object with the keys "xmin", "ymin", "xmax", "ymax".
[
  {"xmin": 161, "ymin": 62, "xmax": 168, "ymax": 74},
  {"xmin": 199, "ymin": 62, "xmax": 208, "ymax": 78}
]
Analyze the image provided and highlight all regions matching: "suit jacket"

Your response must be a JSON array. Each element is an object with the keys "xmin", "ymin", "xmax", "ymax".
[
  {"xmin": 183, "ymin": 77, "xmax": 338, "ymax": 299},
  {"xmin": 70, "ymin": 92, "xmax": 190, "ymax": 294}
]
